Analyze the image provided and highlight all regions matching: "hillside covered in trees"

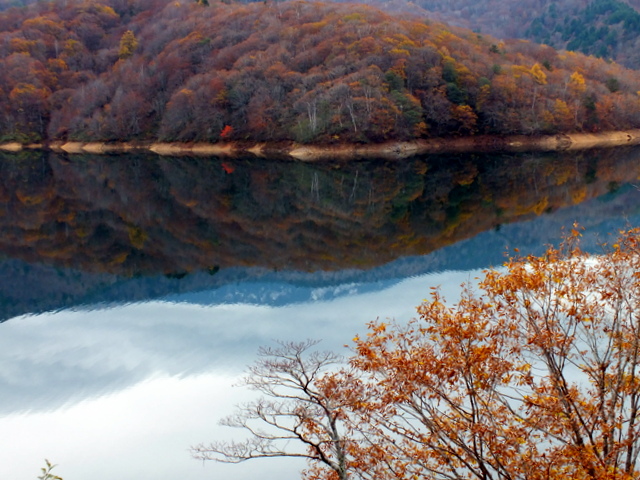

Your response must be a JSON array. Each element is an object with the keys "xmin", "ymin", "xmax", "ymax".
[
  {"xmin": 355, "ymin": 0, "xmax": 640, "ymax": 70},
  {"xmin": 2, "ymin": 0, "xmax": 640, "ymax": 145},
  {"xmin": 525, "ymin": 0, "xmax": 640, "ymax": 67}
]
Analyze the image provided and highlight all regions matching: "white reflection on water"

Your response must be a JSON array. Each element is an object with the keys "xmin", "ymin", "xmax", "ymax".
[{"xmin": 0, "ymin": 269, "xmax": 479, "ymax": 480}]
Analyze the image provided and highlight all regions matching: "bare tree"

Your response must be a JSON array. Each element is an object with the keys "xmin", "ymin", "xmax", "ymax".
[{"xmin": 191, "ymin": 340, "xmax": 354, "ymax": 480}]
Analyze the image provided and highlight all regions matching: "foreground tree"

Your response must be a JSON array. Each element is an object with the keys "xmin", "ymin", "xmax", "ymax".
[
  {"xmin": 199, "ymin": 227, "xmax": 640, "ymax": 480},
  {"xmin": 352, "ymin": 226, "xmax": 640, "ymax": 480},
  {"xmin": 191, "ymin": 340, "xmax": 359, "ymax": 480}
]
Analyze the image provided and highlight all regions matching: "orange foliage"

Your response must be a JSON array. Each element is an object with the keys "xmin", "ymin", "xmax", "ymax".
[
  {"xmin": 348, "ymin": 227, "xmax": 640, "ymax": 480},
  {"xmin": 0, "ymin": 0, "xmax": 639, "ymax": 142},
  {"xmin": 205, "ymin": 228, "xmax": 640, "ymax": 480}
]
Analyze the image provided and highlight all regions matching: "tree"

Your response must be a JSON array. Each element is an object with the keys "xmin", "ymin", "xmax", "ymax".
[
  {"xmin": 191, "ymin": 340, "xmax": 357, "ymax": 480},
  {"xmin": 220, "ymin": 124, "xmax": 234, "ymax": 140},
  {"xmin": 37, "ymin": 459, "xmax": 63, "ymax": 480},
  {"xmin": 451, "ymin": 104, "xmax": 477, "ymax": 134},
  {"xmin": 204, "ymin": 228, "xmax": 640, "ymax": 480},
  {"xmin": 351, "ymin": 226, "xmax": 640, "ymax": 480},
  {"xmin": 118, "ymin": 30, "xmax": 138, "ymax": 60},
  {"xmin": 8, "ymin": 82, "xmax": 50, "ymax": 140}
]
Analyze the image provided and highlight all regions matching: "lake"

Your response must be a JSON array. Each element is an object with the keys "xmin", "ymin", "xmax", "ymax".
[{"xmin": 1, "ymin": 147, "xmax": 640, "ymax": 480}]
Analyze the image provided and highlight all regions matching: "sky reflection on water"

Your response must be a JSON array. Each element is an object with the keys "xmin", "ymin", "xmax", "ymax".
[{"xmin": 0, "ymin": 268, "xmax": 479, "ymax": 480}]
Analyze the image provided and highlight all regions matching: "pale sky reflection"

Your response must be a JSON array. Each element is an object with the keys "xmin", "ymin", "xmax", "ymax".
[{"xmin": 0, "ymin": 269, "xmax": 480, "ymax": 480}]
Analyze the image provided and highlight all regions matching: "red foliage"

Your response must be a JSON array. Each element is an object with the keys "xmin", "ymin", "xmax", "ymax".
[
  {"xmin": 219, "ymin": 125, "xmax": 234, "ymax": 140},
  {"xmin": 220, "ymin": 162, "xmax": 234, "ymax": 174}
]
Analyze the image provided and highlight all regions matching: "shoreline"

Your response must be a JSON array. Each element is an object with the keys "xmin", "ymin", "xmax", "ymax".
[{"xmin": 2, "ymin": 130, "xmax": 640, "ymax": 160}]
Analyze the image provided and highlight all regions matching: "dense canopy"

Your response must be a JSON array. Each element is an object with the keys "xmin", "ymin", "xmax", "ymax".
[{"xmin": 1, "ymin": 0, "xmax": 640, "ymax": 144}]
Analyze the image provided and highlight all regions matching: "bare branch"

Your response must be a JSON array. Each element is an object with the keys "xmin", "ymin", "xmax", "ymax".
[{"xmin": 191, "ymin": 339, "xmax": 354, "ymax": 480}]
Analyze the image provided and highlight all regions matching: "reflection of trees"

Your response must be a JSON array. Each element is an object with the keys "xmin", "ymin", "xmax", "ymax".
[{"xmin": 1, "ymin": 148, "xmax": 640, "ymax": 275}]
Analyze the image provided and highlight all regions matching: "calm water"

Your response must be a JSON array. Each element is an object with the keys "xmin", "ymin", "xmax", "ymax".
[{"xmin": 2, "ymin": 148, "xmax": 640, "ymax": 479}]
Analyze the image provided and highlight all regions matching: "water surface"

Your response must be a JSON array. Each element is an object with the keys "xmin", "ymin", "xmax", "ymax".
[{"xmin": 2, "ymin": 148, "xmax": 640, "ymax": 479}]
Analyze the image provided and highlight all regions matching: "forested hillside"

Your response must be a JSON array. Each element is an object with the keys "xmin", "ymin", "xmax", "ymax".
[
  {"xmin": 0, "ymin": 0, "xmax": 32, "ymax": 11},
  {"xmin": 358, "ymin": 0, "xmax": 640, "ymax": 69},
  {"xmin": 526, "ymin": 0, "xmax": 640, "ymax": 68},
  {"xmin": 2, "ymin": 0, "xmax": 640, "ymax": 145}
]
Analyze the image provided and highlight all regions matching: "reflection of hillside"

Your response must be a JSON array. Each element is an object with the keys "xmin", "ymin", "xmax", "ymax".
[{"xmin": 2, "ymin": 148, "xmax": 640, "ymax": 275}]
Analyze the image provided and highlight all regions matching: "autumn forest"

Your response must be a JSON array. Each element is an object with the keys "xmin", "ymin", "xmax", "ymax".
[{"xmin": 2, "ymin": 0, "xmax": 640, "ymax": 145}]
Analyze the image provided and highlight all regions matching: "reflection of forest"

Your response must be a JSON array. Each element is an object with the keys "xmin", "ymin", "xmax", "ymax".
[{"xmin": 1, "ymin": 148, "xmax": 640, "ymax": 275}]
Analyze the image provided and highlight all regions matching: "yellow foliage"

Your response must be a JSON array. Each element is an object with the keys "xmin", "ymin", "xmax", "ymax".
[
  {"xmin": 512, "ymin": 65, "xmax": 531, "ymax": 79},
  {"xmin": 47, "ymin": 58, "xmax": 68, "ymax": 73},
  {"xmin": 408, "ymin": 22, "xmax": 430, "ymax": 37},
  {"xmin": 476, "ymin": 84, "xmax": 491, "ymax": 111},
  {"xmin": 347, "ymin": 37, "xmax": 382, "ymax": 56},
  {"xmin": 515, "ymin": 197, "xmax": 549, "ymax": 216},
  {"xmin": 453, "ymin": 163, "xmax": 478, "ymax": 186},
  {"xmin": 22, "ymin": 16, "xmax": 65, "ymax": 36},
  {"xmin": 391, "ymin": 33, "xmax": 418, "ymax": 49},
  {"xmin": 300, "ymin": 20, "xmax": 328, "ymax": 34},
  {"xmin": 118, "ymin": 30, "xmax": 138, "ymax": 59},
  {"xmin": 451, "ymin": 105, "xmax": 477, "ymax": 134},
  {"xmin": 15, "ymin": 190, "xmax": 47, "ymax": 206},
  {"xmin": 62, "ymin": 39, "xmax": 83, "ymax": 56},
  {"xmin": 389, "ymin": 48, "xmax": 410, "ymax": 57},
  {"xmin": 553, "ymin": 99, "xmax": 573, "ymax": 126},
  {"xmin": 569, "ymin": 71, "xmax": 586, "ymax": 95},
  {"xmin": 109, "ymin": 251, "xmax": 129, "ymax": 266},
  {"xmin": 571, "ymin": 185, "xmax": 587, "ymax": 204},
  {"xmin": 74, "ymin": 226, "xmax": 89, "ymax": 238},
  {"xmin": 413, "ymin": 121, "xmax": 428, "ymax": 136},
  {"xmin": 531, "ymin": 63, "xmax": 547, "ymax": 85},
  {"xmin": 128, "ymin": 226, "xmax": 147, "ymax": 249},
  {"xmin": 212, "ymin": 88, "xmax": 227, "ymax": 106},
  {"xmin": 343, "ymin": 12, "xmax": 365, "ymax": 23},
  {"xmin": 23, "ymin": 229, "xmax": 47, "ymax": 243},
  {"xmin": 9, "ymin": 37, "xmax": 38, "ymax": 54}
]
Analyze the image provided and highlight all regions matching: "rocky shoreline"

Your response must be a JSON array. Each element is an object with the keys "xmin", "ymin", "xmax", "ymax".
[{"xmin": 2, "ymin": 130, "xmax": 640, "ymax": 160}]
